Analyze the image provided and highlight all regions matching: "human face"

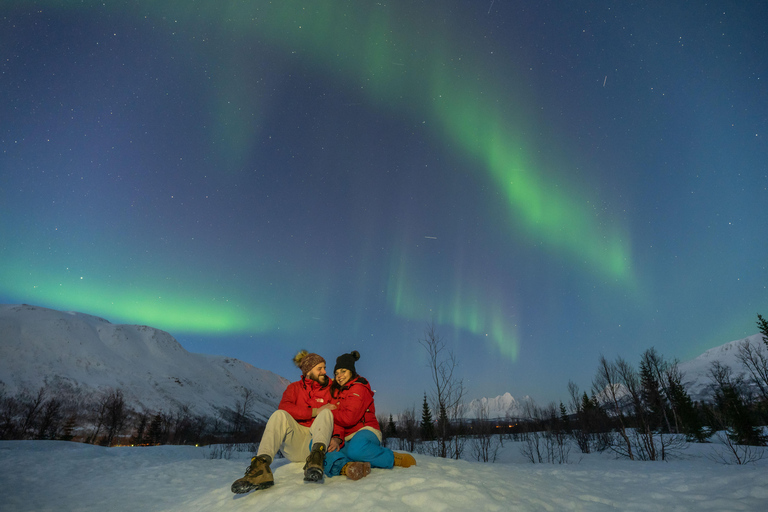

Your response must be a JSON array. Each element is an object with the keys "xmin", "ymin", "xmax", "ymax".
[
  {"xmin": 307, "ymin": 362, "xmax": 328, "ymax": 384},
  {"xmin": 335, "ymin": 368, "xmax": 352, "ymax": 387}
]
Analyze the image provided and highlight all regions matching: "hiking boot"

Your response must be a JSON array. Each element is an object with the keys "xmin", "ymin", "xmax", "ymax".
[
  {"xmin": 303, "ymin": 443, "xmax": 326, "ymax": 482},
  {"xmin": 393, "ymin": 452, "xmax": 416, "ymax": 468},
  {"xmin": 341, "ymin": 461, "xmax": 371, "ymax": 481},
  {"xmin": 231, "ymin": 455, "xmax": 274, "ymax": 494}
]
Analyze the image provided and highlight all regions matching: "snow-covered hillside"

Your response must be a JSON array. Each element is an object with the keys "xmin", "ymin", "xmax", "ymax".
[
  {"xmin": 0, "ymin": 304, "xmax": 289, "ymax": 421},
  {"xmin": 678, "ymin": 333, "xmax": 766, "ymax": 402}
]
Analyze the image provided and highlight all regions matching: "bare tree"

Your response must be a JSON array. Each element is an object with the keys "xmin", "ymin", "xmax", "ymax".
[
  {"xmin": 470, "ymin": 401, "xmax": 500, "ymax": 462},
  {"xmin": 20, "ymin": 387, "xmax": 46, "ymax": 438},
  {"xmin": 397, "ymin": 406, "xmax": 418, "ymax": 452},
  {"xmin": 377, "ymin": 414, "xmax": 390, "ymax": 447},
  {"xmin": 567, "ymin": 381, "xmax": 581, "ymax": 415},
  {"xmin": 36, "ymin": 396, "xmax": 64, "ymax": 440},
  {"xmin": 616, "ymin": 356, "xmax": 662, "ymax": 461},
  {"xmin": 592, "ymin": 355, "xmax": 634, "ymax": 460},
  {"xmin": 104, "ymin": 389, "xmax": 127, "ymax": 446},
  {"xmin": 736, "ymin": 339, "xmax": 768, "ymax": 402},
  {"xmin": 0, "ymin": 389, "xmax": 22, "ymax": 440},
  {"xmin": 519, "ymin": 400, "xmax": 544, "ymax": 463},
  {"xmin": 419, "ymin": 322, "xmax": 465, "ymax": 459},
  {"xmin": 232, "ymin": 387, "xmax": 254, "ymax": 438},
  {"xmin": 709, "ymin": 430, "xmax": 765, "ymax": 465}
]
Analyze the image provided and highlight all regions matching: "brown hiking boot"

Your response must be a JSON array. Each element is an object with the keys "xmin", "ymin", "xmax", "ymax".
[
  {"xmin": 231, "ymin": 455, "xmax": 274, "ymax": 494},
  {"xmin": 303, "ymin": 443, "xmax": 326, "ymax": 482},
  {"xmin": 393, "ymin": 452, "xmax": 416, "ymax": 468},
  {"xmin": 341, "ymin": 461, "xmax": 371, "ymax": 481}
]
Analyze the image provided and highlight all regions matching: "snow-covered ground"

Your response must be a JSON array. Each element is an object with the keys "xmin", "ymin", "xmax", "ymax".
[{"xmin": 2, "ymin": 439, "xmax": 766, "ymax": 511}]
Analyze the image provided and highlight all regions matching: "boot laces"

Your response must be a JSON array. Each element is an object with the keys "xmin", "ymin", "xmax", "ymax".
[{"xmin": 244, "ymin": 457, "xmax": 261, "ymax": 476}]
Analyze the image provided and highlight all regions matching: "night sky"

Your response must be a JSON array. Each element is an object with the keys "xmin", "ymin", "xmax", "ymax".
[{"xmin": 2, "ymin": 1, "xmax": 766, "ymax": 415}]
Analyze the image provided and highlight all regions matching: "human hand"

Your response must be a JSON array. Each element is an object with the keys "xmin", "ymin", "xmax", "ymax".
[
  {"xmin": 328, "ymin": 437, "xmax": 342, "ymax": 452},
  {"xmin": 318, "ymin": 403, "xmax": 337, "ymax": 412}
]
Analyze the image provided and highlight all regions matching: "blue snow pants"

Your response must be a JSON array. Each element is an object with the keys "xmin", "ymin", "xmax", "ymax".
[{"xmin": 323, "ymin": 430, "xmax": 395, "ymax": 477}]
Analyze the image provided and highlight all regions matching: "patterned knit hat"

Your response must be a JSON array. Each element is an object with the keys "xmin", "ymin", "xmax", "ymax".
[{"xmin": 294, "ymin": 350, "xmax": 326, "ymax": 376}]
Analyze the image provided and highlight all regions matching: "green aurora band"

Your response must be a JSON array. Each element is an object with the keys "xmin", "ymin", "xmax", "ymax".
[{"xmin": 3, "ymin": 1, "xmax": 636, "ymax": 354}]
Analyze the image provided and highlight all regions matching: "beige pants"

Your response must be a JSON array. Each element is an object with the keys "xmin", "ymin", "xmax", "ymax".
[{"xmin": 256, "ymin": 408, "xmax": 333, "ymax": 462}]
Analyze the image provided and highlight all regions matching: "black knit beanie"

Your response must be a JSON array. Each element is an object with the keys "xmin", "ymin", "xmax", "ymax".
[{"xmin": 334, "ymin": 350, "xmax": 360, "ymax": 375}]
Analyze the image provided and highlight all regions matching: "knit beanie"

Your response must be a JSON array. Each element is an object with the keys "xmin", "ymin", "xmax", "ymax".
[
  {"xmin": 334, "ymin": 350, "xmax": 360, "ymax": 375},
  {"xmin": 294, "ymin": 350, "xmax": 326, "ymax": 376}
]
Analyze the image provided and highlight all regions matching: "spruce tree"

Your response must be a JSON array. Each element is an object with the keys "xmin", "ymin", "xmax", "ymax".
[
  {"xmin": 666, "ymin": 370, "xmax": 707, "ymax": 442},
  {"xmin": 146, "ymin": 414, "xmax": 164, "ymax": 445},
  {"xmin": 437, "ymin": 401, "xmax": 450, "ymax": 458},
  {"xmin": 639, "ymin": 353, "xmax": 667, "ymax": 432},
  {"xmin": 710, "ymin": 362, "xmax": 766, "ymax": 446},
  {"xmin": 386, "ymin": 414, "xmax": 398, "ymax": 439},
  {"xmin": 757, "ymin": 313, "xmax": 768, "ymax": 347},
  {"xmin": 559, "ymin": 402, "xmax": 571, "ymax": 434},
  {"xmin": 420, "ymin": 393, "xmax": 435, "ymax": 441}
]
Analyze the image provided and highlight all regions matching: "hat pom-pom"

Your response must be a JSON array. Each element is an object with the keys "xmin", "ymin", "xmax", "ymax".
[
  {"xmin": 351, "ymin": 350, "xmax": 360, "ymax": 361},
  {"xmin": 293, "ymin": 350, "xmax": 309, "ymax": 368}
]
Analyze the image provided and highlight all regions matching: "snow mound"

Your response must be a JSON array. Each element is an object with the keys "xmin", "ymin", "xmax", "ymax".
[{"xmin": 1, "ymin": 440, "xmax": 766, "ymax": 512}]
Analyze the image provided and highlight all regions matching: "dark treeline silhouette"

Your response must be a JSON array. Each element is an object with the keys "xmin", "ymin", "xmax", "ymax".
[{"xmin": 0, "ymin": 383, "xmax": 266, "ymax": 447}]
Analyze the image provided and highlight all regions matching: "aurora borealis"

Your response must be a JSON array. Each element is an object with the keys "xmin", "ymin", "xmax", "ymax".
[{"xmin": 1, "ymin": 1, "xmax": 766, "ymax": 413}]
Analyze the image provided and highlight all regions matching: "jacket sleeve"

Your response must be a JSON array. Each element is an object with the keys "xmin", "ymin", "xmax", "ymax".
[
  {"xmin": 332, "ymin": 423, "xmax": 347, "ymax": 447},
  {"xmin": 278, "ymin": 382, "xmax": 314, "ymax": 422},
  {"xmin": 332, "ymin": 383, "xmax": 372, "ymax": 428}
]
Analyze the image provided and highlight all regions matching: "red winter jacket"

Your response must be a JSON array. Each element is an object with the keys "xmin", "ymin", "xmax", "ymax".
[
  {"xmin": 330, "ymin": 376, "xmax": 381, "ymax": 440},
  {"xmin": 278, "ymin": 375, "xmax": 333, "ymax": 427}
]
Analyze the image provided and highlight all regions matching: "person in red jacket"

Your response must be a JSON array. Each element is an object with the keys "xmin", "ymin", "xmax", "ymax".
[
  {"xmin": 231, "ymin": 350, "xmax": 335, "ymax": 494},
  {"xmin": 323, "ymin": 351, "xmax": 416, "ymax": 480}
]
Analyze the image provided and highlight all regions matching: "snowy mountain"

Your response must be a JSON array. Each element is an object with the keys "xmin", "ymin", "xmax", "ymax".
[
  {"xmin": 466, "ymin": 392, "xmax": 531, "ymax": 420},
  {"xmin": 0, "ymin": 304, "xmax": 289, "ymax": 421},
  {"xmin": 470, "ymin": 333, "xmax": 767, "ymax": 414},
  {"xmin": 678, "ymin": 333, "xmax": 766, "ymax": 402}
]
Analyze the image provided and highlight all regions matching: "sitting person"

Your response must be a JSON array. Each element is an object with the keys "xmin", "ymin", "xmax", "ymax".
[
  {"xmin": 324, "ymin": 350, "xmax": 416, "ymax": 480},
  {"xmin": 231, "ymin": 350, "xmax": 335, "ymax": 494}
]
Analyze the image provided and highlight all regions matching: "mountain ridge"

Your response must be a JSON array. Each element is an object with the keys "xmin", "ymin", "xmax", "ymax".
[{"xmin": 0, "ymin": 304, "xmax": 289, "ymax": 421}]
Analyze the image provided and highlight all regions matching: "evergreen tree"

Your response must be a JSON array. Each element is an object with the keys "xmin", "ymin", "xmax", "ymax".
[
  {"xmin": 420, "ymin": 393, "xmax": 435, "ymax": 441},
  {"xmin": 386, "ymin": 414, "xmax": 398, "ymax": 440},
  {"xmin": 436, "ymin": 400, "xmax": 450, "ymax": 458},
  {"xmin": 666, "ymin": 366, "xmax": 707, "ymax": 442},
  {"xmin": 559, "ymin": 401, "xmax": 571, "ymax": 434},
  {"xmin": 146, "ymin": 413, "xmax": 164, "ymax": 445},
  {"xmin": 710, "ymin": 362, "xmax": 766, "ymax": 446},
  {"xmin": 580, "ymin": 392, "xmax": 592, "ymax": 414},
  {"xmin": 757, "ymin": 313, "xmax": 768, "ymax": 347},
  {"xmin": 717, "ymin": 384, "xmax": 765, "ymax": 446},
  {"xmin": 639, "ymin": 350, "xmax": 667, "ymax": 432}
]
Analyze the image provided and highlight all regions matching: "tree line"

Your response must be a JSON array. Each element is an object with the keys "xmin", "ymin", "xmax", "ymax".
[
  {"xmin": 380, "ymin": 314, "xmax": 768, "ymax": 464},
  {"xmin": 0, "ymin": 383, "xmax": 267, "ymax": 447}
]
